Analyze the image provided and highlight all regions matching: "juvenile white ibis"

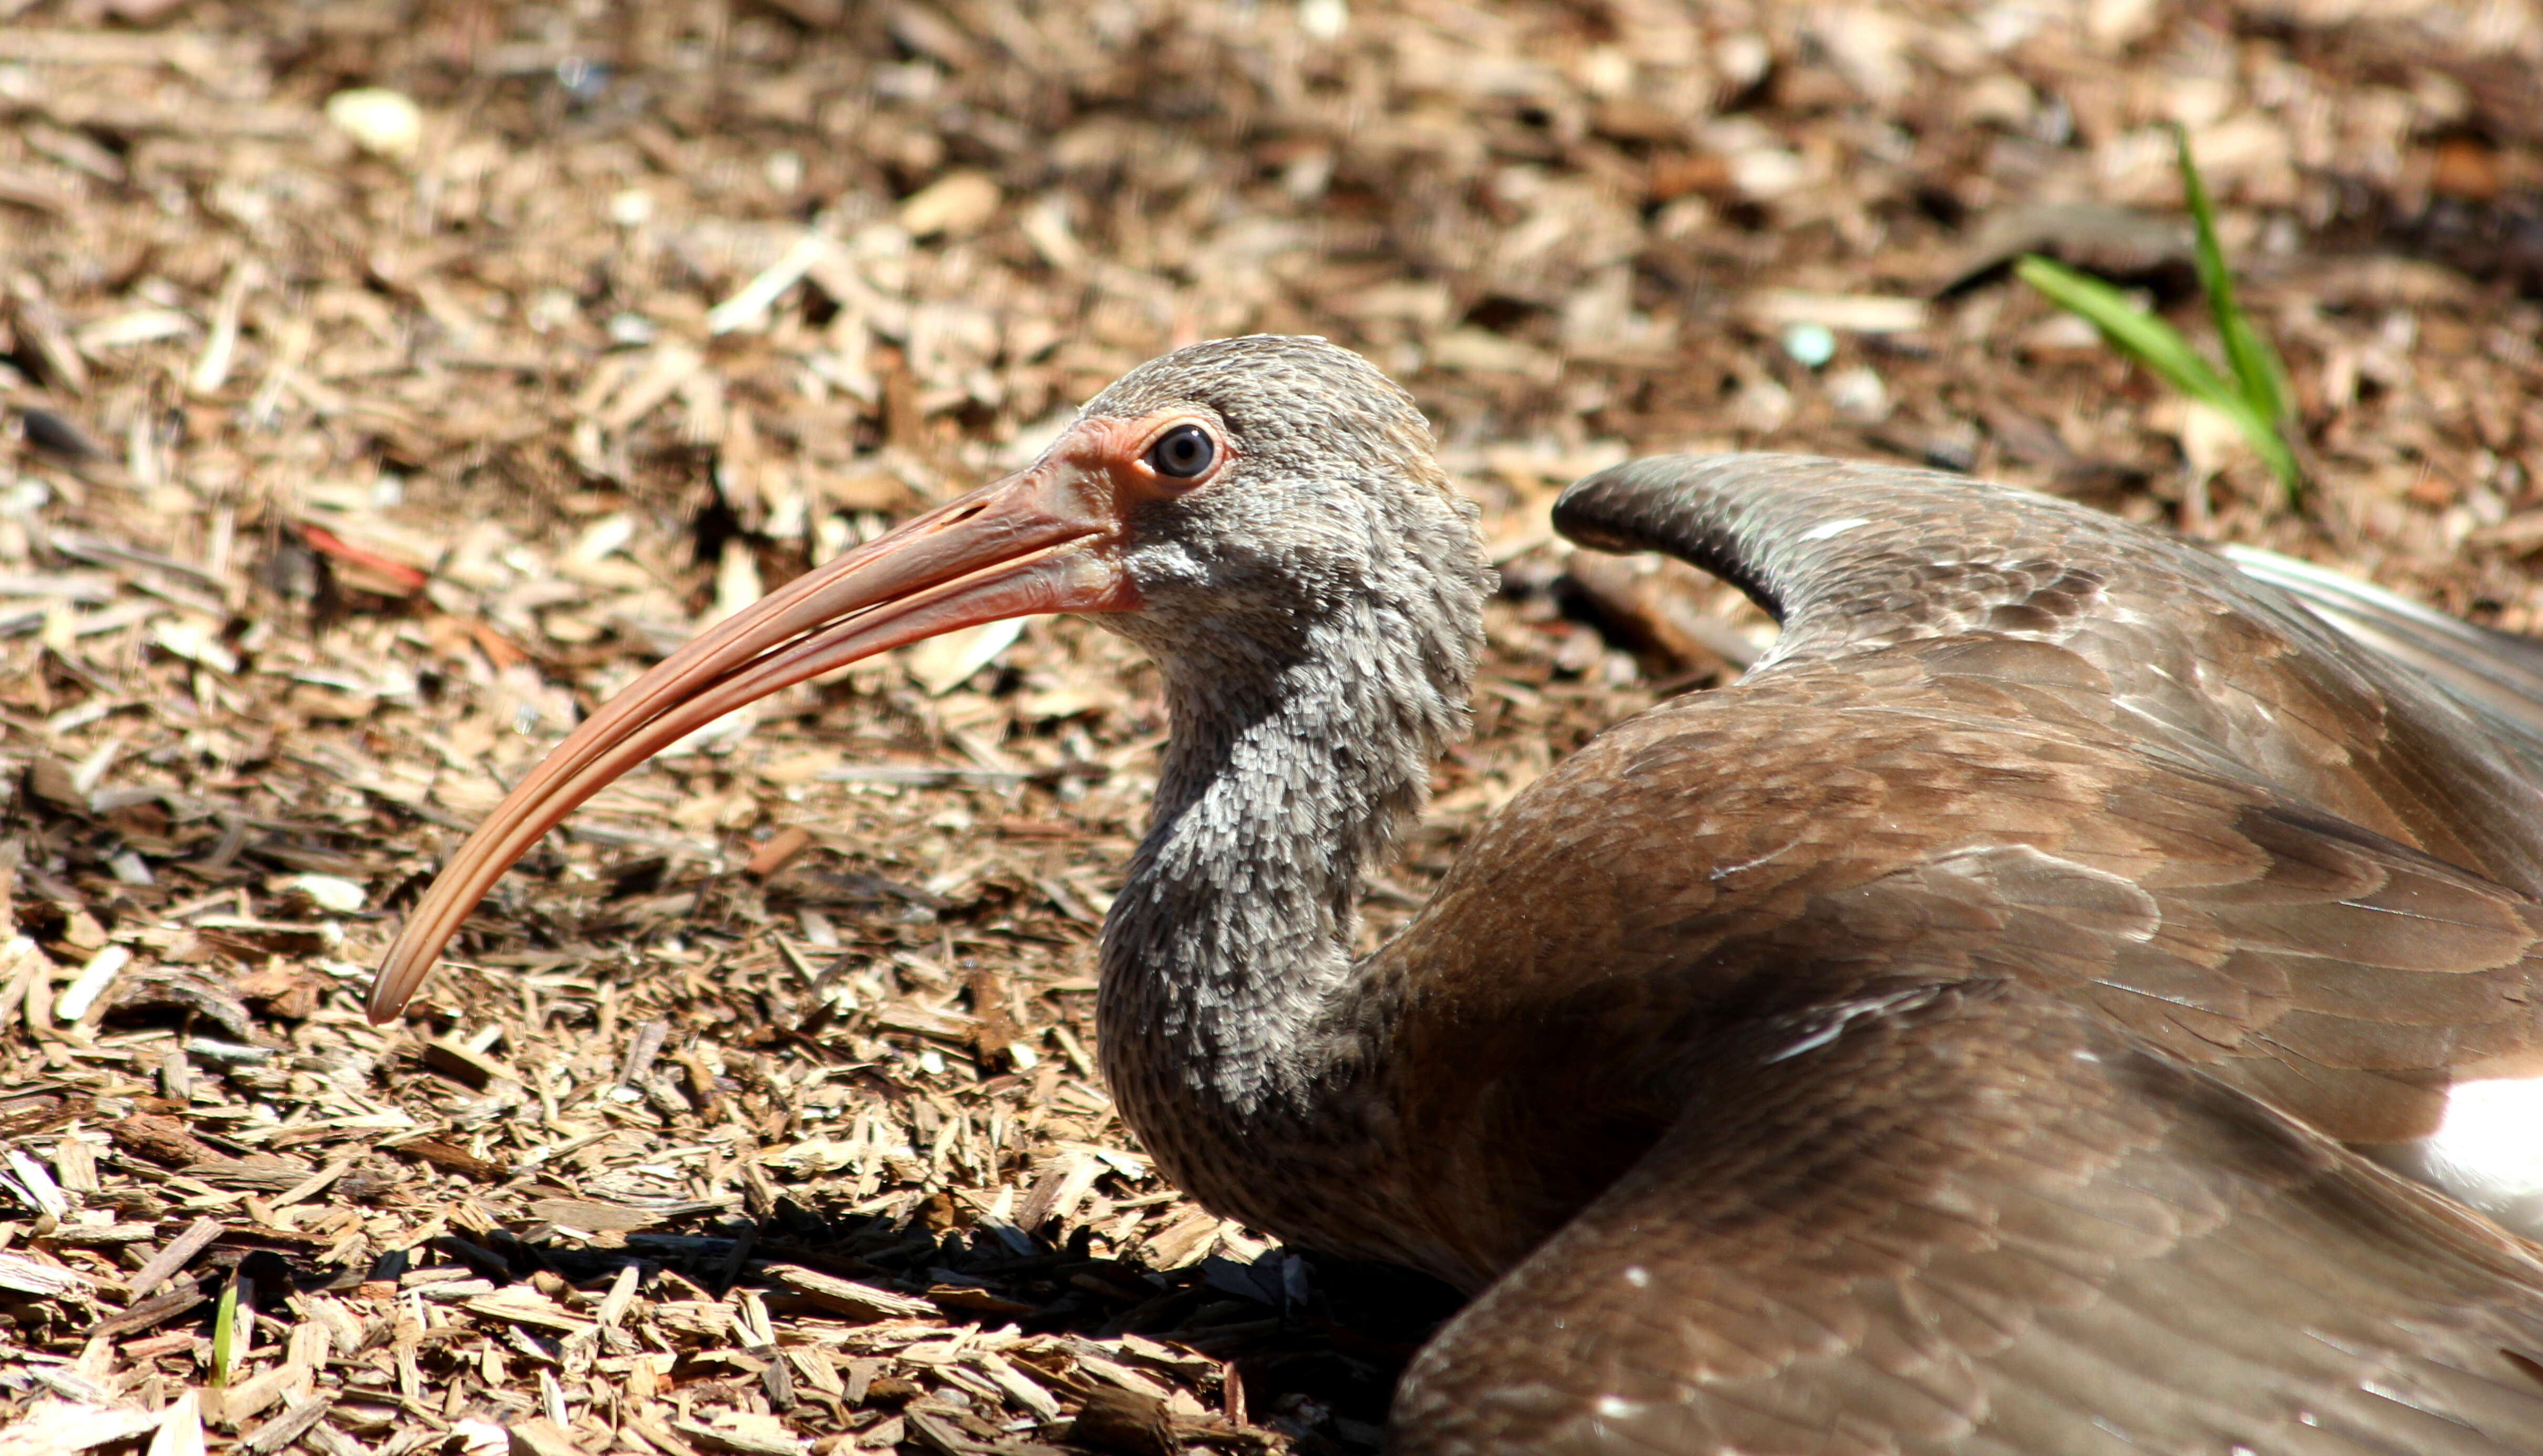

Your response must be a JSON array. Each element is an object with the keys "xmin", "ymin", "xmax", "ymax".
[{"xmin": 373, "ymin": 336, "xmax": 2543, "ymax": 1453}]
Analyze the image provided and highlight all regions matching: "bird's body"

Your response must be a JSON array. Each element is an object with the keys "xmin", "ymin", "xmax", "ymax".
[
  {"xmin": 374, "ymin": 339, "xmax": 2543, "ymax": 1453},
  {"xmin": 1387, "ymin": 456, "xmax": 2543, "ymax": 1452}
]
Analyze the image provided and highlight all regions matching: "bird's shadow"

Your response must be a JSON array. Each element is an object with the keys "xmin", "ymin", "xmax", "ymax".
[{"xmin": 345, "ymin": 1205, "xmax": 1465, "ymax": 1452}]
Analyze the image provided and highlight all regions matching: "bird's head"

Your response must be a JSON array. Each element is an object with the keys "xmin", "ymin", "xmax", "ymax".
[{"xmin": 366, "ymin": 335, "xmax": 1484, "ymax": 1021}]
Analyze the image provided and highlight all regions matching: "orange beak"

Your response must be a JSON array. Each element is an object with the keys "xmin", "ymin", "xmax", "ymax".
[{"xmin": 366, "ymin": 445, "xmax": 1142, "ymax": 1022}]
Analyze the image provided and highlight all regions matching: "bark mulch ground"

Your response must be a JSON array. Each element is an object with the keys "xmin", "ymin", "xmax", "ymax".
[{"xmin": 2, "ymin": 2, "xmax": 2539, "ymax": 1453}]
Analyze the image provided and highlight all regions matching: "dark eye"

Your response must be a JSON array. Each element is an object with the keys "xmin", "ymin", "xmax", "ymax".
[{"xmin": 1148, "ymin": 424, "xmax": 1216, "ymax": 479}]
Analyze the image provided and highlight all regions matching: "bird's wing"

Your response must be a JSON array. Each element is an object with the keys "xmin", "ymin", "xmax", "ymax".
[
  {"xmin": 1900, "ymin": 806, "xmax": 2543, "ymax": 1144},
  {"xmin": 1390, "ymin": 682, "xmax": 2543, "ymax": 1267},
  {"xmin": 2222, "ymin": 542, "xmax": 2543, "ymax": 753},
  {"xmin": 1555, "ymin": 455, "xmax": 2543, "ymax": 898},
  {"xmin": 1389, "ymin": 977, "xmax": 2543, "ymax": 1456}
]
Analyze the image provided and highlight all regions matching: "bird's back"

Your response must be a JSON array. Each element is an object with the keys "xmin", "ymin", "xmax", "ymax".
[{"xmin": 1555, "ymin": 455, "xmax": 2543, "ymax": 894}]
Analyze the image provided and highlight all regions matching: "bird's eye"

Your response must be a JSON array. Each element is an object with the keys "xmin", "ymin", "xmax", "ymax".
[{"xmin": 1147, "ymin": 425, "xmax": 1216, "ymax": 480}]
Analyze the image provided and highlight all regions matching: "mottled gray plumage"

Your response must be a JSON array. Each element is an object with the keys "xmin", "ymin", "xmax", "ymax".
[{"xmin": 1074, "ymin": 339, "xmax": 1493, "ymax": 1268}]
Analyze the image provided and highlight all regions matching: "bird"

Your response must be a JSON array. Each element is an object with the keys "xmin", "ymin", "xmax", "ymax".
[{"xmin": 370, "ymin": 335, "xmax": 2543, "ymax": 1453}]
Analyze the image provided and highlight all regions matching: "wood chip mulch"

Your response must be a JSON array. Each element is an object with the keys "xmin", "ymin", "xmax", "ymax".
[{"xmin": 1, "ymin": 2, "xmax": 2538, "ymax": 1454}]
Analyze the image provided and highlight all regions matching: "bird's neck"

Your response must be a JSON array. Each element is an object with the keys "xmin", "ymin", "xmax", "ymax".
[{"xmin": 1095, "ymin": 602, "xmax": 1468, "ymax": 1156}]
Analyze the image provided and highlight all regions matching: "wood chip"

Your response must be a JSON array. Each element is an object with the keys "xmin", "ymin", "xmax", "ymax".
[
  {"xmin": 970, "ymin": 1350, "xmax": 1064, "ymax": 1421},
  {"xmin": 271, "ymin": 1156, "xmax": 359, "ymax": 1208},
  {"xmin": 0, "ymin": 1401, "xmax": 168, "ymax": 1456},
  {"xmin": 899, "ymin": 1409, "xmax": 988, "ymax": 1456},
  {"xmin": 1066, "ymin": 1387, "xmax": 1176, "ymax": 1456},
  {"xmin": 525, "ymin": 1197, "xmax": 665, "ymax": 1232},
  {"xmin": 389, "ymin": 1139, "xmax": 507, "ymax": 1181},
  {"xmin": 126, "ymin": 1216, "xmax": 223, "ymax": 1299},
  {"xmin": 42, "ymin": 1221, "xmax": 155, "ymax": 1247},
  {"xmin": 760, "ymin": 1265, "xmax": 936, "ymax": 1321},
  {"xmin": 145, "ymin": 1390, "xmax": 205, "ymax": 1456},
  {"xmin": 241, "ymin": 1395, "xmax": 332, "ymax": 1456},
  {"xmin": 420, "ymin": 1038, "xmax": 524, "ymax": 1089},
  {"xmin": 670, "ymin": 1415, "xmax": 807, "ymax": 1456},
  {"xmin": 745, "ymin": 825, "xmax": 815, "ymax": 879},
  {"xmin": 104, "ymin": 1112, "xmax": 227, "ymax": 1167},
  {"xmin": 0, "ymin": 1251, "xmax": 91, "ymax": 1297},
  {"xmin": 507, "ymin": 1418, "xmax": 591, "ymax": 1456},
  {"xmin": 206, "ymin": 1362, "xmax": 309, "ymax": 1429},
  {"xmin": 94, "ymin": 1281, "xmax": 208, "ymax": 1338},
  {"xmin": 465, "ymin": 1290, "xmax": 597, "ymax": 1335},
  {"xmin": 596, "ymin": 1263, "xmax": 641, "ymax": 1329},
  {"xmin": 621, "ymin": 1410, "xmax": 700, "ymax": 1456}
]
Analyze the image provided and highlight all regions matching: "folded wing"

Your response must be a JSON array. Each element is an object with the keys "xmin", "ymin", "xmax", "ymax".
[{"xmin": 1394, "ymin": 979, "xmax": 2543, "ymax": 1455}]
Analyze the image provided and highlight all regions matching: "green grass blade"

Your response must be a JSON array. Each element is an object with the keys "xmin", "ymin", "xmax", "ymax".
[
  {"xmin": 2015, "ymin": 255, "xmax": 2239, "ymax": 406},
  {"xmin": 2016, "ymin": 254, "xmax": 2301, "ymax": 491},
  {"xmin": 2214, "ymin": 396, "xmax": 2302, "ymax": 488},
  {"xmin": 2175, "ymin": 126, "xmax": 2293, "ymax": 428},
  {"xmin": 210, "ymin": 1272, "xmax": 241, "ymax": 1387}
]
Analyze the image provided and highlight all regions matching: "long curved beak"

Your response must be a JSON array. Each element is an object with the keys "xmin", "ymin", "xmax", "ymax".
[{"xmin": 366, "ymin": 449, "xmax": 1138, "ymax": 1022}]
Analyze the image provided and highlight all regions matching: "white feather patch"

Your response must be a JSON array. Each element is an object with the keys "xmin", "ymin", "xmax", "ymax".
[
  {"xmin": 2411, "ymin": 1076, "xmax": 2543, "ymax": 1237},
  {"xmin": 1797, "ymin": 516, "xmax": 1871, "ymax": 542}
]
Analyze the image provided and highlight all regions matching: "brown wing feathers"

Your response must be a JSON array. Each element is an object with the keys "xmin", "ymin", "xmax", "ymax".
[
  {"xmin": 1407, "ymin": 678, "xmax": 2543, "ymax": 1147},
  {"xmin": 1395, "ymin": 982, "xmax": 2543, "ymax": 1456},
  {"xmin": 2227, "ymin": 541, "xmax": 2543, "ymax": 753},
  {"xmin": 1556, "ymin": 454, "xmax": 2543, "ymax": 895},
  {"xmin": 1376, "ymin": 455, "xmax": 2543, "ymax": 1453},
  {"xmin": 1550, "ymin": 455, "xmax": 2543, "ymax": 1121}
]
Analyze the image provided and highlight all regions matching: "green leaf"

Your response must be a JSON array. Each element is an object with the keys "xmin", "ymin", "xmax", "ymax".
[
  {"xmin": 211, "ymin": 1272, "xmax": 240, "ymax": 1388},
  {"xmin": 2200, "ymin": 394, "xmax": 2302, "ymax": 493},
  {"xmin": 2175, "ymin": 126, "xmax": 2294, "ymax": 430},
  {"xmin": 2015, "ymin": 255, "xmax": 2237, "ymax": 406},
  {"xmin": 2016, "ymin": 254, "xmax": 2302, "ymax": 492}
]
